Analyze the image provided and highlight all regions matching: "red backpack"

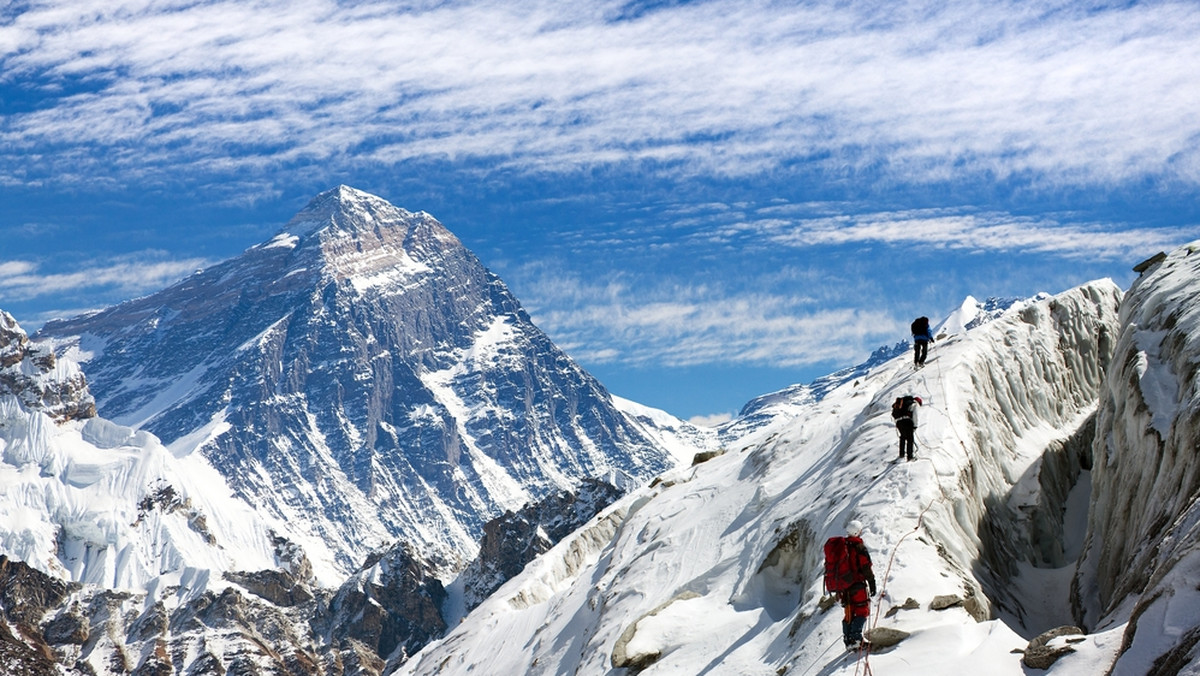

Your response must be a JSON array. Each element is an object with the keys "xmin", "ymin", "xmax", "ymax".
[{"xmin": 823, "ymin": 536, "xmax": 861, "ymax": 593}]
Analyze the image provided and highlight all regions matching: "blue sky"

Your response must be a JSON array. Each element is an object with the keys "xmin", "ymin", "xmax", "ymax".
[{"xmin": 2, "ymin": 0, "xmax": 1199, "ymax": 423}]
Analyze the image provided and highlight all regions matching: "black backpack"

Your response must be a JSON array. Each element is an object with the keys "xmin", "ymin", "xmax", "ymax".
[
  {"xmin": 891, "ymin": 396, "xmax": 914, "ymax": 420},
  {"xmin": 911, "ymin": 317, "xmax": 929, "ymax": 335}
]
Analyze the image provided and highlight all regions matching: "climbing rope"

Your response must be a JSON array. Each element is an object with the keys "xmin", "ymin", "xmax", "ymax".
[
  {"xmin": 855, "ymin": 494, "xmax": 943, "ymax": 676},
  {"xmin": 792, "ymin": 635, "xmax": 845, "ymax": 676},
  {"xmin": 800, "ymin": 346, "xmax": 972, "ymax": 676}
]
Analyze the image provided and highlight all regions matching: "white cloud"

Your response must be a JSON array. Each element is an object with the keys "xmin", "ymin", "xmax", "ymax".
[
  {"xmin": 0, "ymin": 261, "xmax": 38, "ymax": 277},
  {"xmin": 688, "ymin": 205, "xmax": 1199, "ymax": 261},
  {"xmin": 3, "ymin": 0, "xmax": 1200, "ymax": 189},
  {"xmin": 688, "ymin": 412, "xmax": 733, "ymax": 428},
  {"xmin": 0, "ymin": 254, "xmax": 210, "ymax": 301},
  {"xmin": 517, "ymin": 268, "xmax": 903, "ymax": 370}
]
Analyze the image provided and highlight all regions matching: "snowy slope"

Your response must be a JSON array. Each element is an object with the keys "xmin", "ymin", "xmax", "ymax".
[
  {"xmin": 0, "ymin": 403, "xmax": 278, "ymax": 589},
  {"xmin": 612, "ymin": 395, "xmax": 720, "ymax": 468},
  {"xmin": 395, "ymin": 280, "xmax": 1125, "ymax": 676}
]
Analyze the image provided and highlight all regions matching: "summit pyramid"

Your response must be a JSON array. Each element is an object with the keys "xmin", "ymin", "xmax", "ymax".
[{"xmin": 38, "ymin": 186, "xmax": 675, "ymax": 579}]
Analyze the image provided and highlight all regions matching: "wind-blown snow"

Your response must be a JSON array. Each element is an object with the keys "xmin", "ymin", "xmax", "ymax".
[{"xmin": 396, "ymin": 280, "xmax": 1124, "ymax": 676}]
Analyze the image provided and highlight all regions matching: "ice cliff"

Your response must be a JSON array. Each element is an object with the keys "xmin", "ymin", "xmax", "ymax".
[{"xmin": 1075, "ymin": 242, "xmax": 1200, "ymax": 674}]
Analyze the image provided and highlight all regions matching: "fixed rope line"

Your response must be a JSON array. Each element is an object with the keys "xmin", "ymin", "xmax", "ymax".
[
  {"xmin": 820, "ymin": 346, "xmax": 966, "ymax": 674},
  {"xmin": 854, "ymin": 494, "xmax": 944, "ymax": 676},
  {"xmin": 793, "ymin": 634, "xmax": 845, "ymax": 676}
]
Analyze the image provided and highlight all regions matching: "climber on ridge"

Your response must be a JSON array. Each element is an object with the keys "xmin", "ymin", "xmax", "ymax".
[
  {"xmin": 891, "ymin": 395, "xmax": 922, "ymax": 461},
  {"xmin": 823, "ymin": 520, "xmax": 877, "ymax": 652},
  {"xmin": 911, "ymin": 316, "xmax": 934, "ymax": 368}
]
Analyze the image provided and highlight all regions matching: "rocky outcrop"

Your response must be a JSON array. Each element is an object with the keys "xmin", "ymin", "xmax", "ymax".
[
  {"xmin": 19, "ymin": 543, "xmax": 446, "ymax": 675},
  {"xmin": 0, "ymin": 556, "xmax": 76, "ymax": 676},
  {"xmin": 317, "ymin": 544, "xmax": 448, "ymax": 668},
  {"xmin": 1021, "ymin": 625, "xmax": 1085, "ymax": 669},
  {"xmin": 0, "ymin": 310, "xmax": 94, "ymax": 422},
  {"xmin": 460, "ymin": 478, "xmax": 623, "ymax": 611}
]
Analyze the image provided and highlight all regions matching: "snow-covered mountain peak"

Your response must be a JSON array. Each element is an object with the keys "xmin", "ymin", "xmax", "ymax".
[
  {"xmin": 282, "ymin": 185, "xmax": 398, "ymax": 236},
  {"xmin": 935, "ymin": 293, "xmax": 1028, "ymax": 337},
  {"xmin": 280, "ymin": 185, "xmax": 443, "ymax": 243},
  {"xmin": 263, "ymin": 185, "xmax": 467, "ymax": 291},
  {"xmin": 35, "ymin": 187, "xmax": 675, "ymax": 586}
]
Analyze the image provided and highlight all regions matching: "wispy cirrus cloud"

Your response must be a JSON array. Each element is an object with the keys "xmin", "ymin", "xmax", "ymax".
[
  {"xmin": 515, "ymin": 266, "xmax": 902, "ymax": 369},
  {"xmin": 520, "ymin": 197, "xmax": 1199, "ymax": 263},
  {"xmin": 3, "ymin": 0, "xmax": 1200, "ymax": 191},
  {"xmin": 0, "ymin": 253, "xmax": 210, "ymax": 302},
  {"xmin": 718, "ymin": 208, "xmax": 1199, "ymax": 260}
]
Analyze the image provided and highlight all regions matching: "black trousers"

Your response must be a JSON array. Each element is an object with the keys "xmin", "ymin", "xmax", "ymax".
[
  {"xmin": 897, "ymin": 419, "xmax": 916, "ymax": 459},
  {"xmin": 913, "ymin": 339, "xmax": 929, "ymax": 365}
]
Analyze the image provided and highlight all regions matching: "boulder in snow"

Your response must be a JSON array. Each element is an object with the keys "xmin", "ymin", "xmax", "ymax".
[
  {"xmin": 1021, "ymin": 625, "xmax": 1085, "ymax": 669},
  {"xmin": 865, "ymin": 626, "xmax": 910, "ymax": 649},
  {"xmin": 929, "ymin": 594, "xmax": 963, "ymax": 610}
]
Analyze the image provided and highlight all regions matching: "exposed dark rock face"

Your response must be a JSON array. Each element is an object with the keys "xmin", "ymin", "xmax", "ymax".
[
  {"xmin": 0, "ymin": 556, "xmax": 77, "ymax": 676},
  {"xmin": 460, "ymin": 478, "xmax": 623, "ymax": 611},
  {"xmin": 1021, "ymin": 625, "xmax": 1084, "ymax": 669},
  {"xmin": 317, "ymin": 544, "xmax": 448, "ymax": 668},
  {"xmin": 0, "ymin": 310, "xmax": 95, "ymax": 422},
  {"xmin": 224, "ymin": 569, "xmax": 315, "ymax": 607}
]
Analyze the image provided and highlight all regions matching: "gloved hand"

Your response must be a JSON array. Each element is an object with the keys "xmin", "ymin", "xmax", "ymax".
[{"xmin": 869, "ymin": 579, "xmax": 877, "ymax": 596}]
